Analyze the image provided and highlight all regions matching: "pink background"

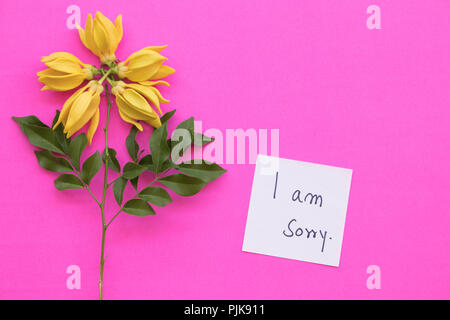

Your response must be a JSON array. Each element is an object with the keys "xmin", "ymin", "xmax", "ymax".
[{"xmin": 0, "ymin": 0, "xmax": 449, "ymax": 299}]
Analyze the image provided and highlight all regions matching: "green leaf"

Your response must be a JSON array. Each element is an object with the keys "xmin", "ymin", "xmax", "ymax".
[
  {"xmin": 130, "ymin": 177, "xmax": 139, "ymax": 190},
  {"xmin": 171, "ymin": 137, "xmax": 189, "ymax": 159},
  {"xmin": 126, "ymin": 125, "xmax": 139, "ymax": 162},
  {"xmin": 123, "ymin": 162, "xmax": 146, "ymax": 180},
  {"xmin": 149, "ymin": 122, "xmax": 170, "ymax": 173},
  {"xmin": 113, "ymin": 177, "xmax": 127, "ymax": 206},
  {"xmin": 160, "ymin": 109, "xmax": 176, "ymax": 123},
  {"xmin": 138, "ymin": 186, "xmax": 172, "ymax": 207},
  {"xmin": 139, "ymin": 154, "xmax": 154, "ymax": 171},
  {"xmin": 176, "ymin": 160, "xmax": 226, "ymax": 182},
  {"xmin": 170, "ymin": 117, "xmax": 196, "ymax": 162},
  {"xmin": 54, "ymin": 174, "xmax": 84, "ymax": 190},
  {"xmin": 52, "ymin": 111, "xmax": 70, "ymax": 154},
  {"xmin": 81, "ymin": 151, "xmax": 102, "ymax": 184},
  {"xmin": 162, "ymin": 160, "xmax": 174, "ymax": 171},
  {"xmin": 176, "ymin": 117, "xmax": 194, "ymax": 134},
  {"xmin": 51, "ymin": 111, "xmax": 60, "ymax": 128},
  {"xmin": 159, "ymin": 173, "xmax": 207, "ymax": 196},
  {"xmin": 34, "ymin": 150, "xmax": 73, "ymax": 172},
  {"xmin": 193, "ymin": 132, "xmax": 215, "ymax": 146},
  {"xmin": 13, "ymin": 116, "xmax": 64, "ymax": 154},
  {"xmin": 123, "ymin": 199, "xmax": 156, "ymax": 216},
  {"xmin": 13, "ymin": 115, "xmax": 47, "ymax": 128},
  {"xmin": 102, "ymin": 148, "xmax": 121, "ymax": 173},
  {"xmin": 68, "ymin": 133, "xmax": 87, "ymax": 171}
]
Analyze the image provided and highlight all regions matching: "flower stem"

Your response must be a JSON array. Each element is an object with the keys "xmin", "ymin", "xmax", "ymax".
[
  {"xmin": 99, "ymin": 68, "xmax": 113, "ymax": 84},
  {"xmin": 99, "ymin": 83, "xmax": 113, "ymax": 300}
]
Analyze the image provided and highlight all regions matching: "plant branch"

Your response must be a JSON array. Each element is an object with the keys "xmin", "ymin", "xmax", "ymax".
[
  {"xmin": 105, "ymin": 169, "xmax": 171, "ymax": 229},
  {"xmin": 98, "ymin": 82, "xmax": 113, "ymax": 300},
  {"xmin": 66, "ymin": 160, "xmax": 102, "ymax": 207}
]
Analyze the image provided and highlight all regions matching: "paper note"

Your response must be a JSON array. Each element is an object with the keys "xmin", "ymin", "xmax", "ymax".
[{"xmin": 242, "ymin": 155, "xmax": 353, "ymax": 267}]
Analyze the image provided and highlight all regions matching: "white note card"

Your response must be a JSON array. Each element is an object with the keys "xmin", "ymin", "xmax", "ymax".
[{"xmin": 242, "ymin": 155, "xmax": 353, "ymax": 267}]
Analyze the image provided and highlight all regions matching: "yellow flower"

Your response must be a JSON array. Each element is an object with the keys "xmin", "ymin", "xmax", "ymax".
[
  {"xmin": 116, "ymin": 46, "xmax": 175, "ymax": 82},
  {"xmin": 78, "ymin": 12, "xmax": 123, "ymax": 64},
  {"xmin": 53, "ymin": 80, "xmax": 103, "ymax": 144},
  {"xmin": 38, "ymin": 52, "xmax": 94, "ymax": 91},
  {"xmin": 111, "ymin": 81, "xmax": 165, "ymax": 131}
]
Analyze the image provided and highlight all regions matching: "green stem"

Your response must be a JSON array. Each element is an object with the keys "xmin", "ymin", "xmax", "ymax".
[
  {"xmin": 99, "ymin": 68, "xmax": 113, "ymax": 84},
  {"xmin": 99, "ymin": 82, "xmax": 113, "ymax": 300}
]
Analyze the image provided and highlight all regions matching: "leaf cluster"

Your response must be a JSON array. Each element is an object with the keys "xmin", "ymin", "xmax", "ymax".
[{"xmin": 13, "ymin": 110, "xmax": 226, "ymax": 217}]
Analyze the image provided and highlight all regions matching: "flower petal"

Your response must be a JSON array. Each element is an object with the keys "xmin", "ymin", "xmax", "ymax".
[
  {"xmin": 144, "ymin": 116, "xmax": 161, "ymax": 128},
  {"xmin": 150, "ymin": 65, "xmax": 175, "ymax": 80},
  {"xmin": 84, "ymin": 14, "xmax": 100, "ymax": 56},
  {"xmin": 38, "ymin": 72, "xmax": 85, "ymax": 91},
  {"xmin": 78, "ymin": 28, "xmax": 89, "ymax": 50},
  {"xmin": 93, "ymin": 17, "xmax": 110, "ymax": 54},
  {"xmin": 121, "ymin": 89, "xmax": 157, "ymax": 118},
  {"xmin": 150, "ymin": 86, "xmax": 170, "ymax": 104},
  {"xmin": 125, "ymin": 83, "xmax": 163, "ymax": 115},
  {"xmin": 37, "ymin": 68, "xmax": 66, "ymax": 77},
  {"xmin": 41, "ymin": 52, "xmax": 83, "ymax": 65},
  {"xmin": 53, "ymin": 84, "xmax": 90, "ymax": 129},
  {"xmin": 127, "ymin": 49, "xmax": 167, "ymax": 69},
  {"xmin": 139, "ymin": 80, "xmax": 170, "ymax": 87},
  {"xmin": 116, "ymin": 96, "xmax": 144, "ymax": 131},
  {"xmin": 114, "ymin": 14, "xmax": 123, "ymax": 49},
  {"xmin": 86, "ymin": 108, "xmax": 100, "ymax": 144},
  {"xmin": 45, "ymin": 59, "xmax": 82, "ymax": 74},
  {"xmin": 123, "ymin": 66, "xmax": 161, "ymax": 82},
  {"xmin": 95, "ymin": 11, "xmax": 117, "ymax": 51},
  {"xmin": 143, "ymin": 45, "xmax": 168, "ymax": 53},
  {"xmin": 65, "ymin": 91, "xmax": 98, "ymax": 136}
]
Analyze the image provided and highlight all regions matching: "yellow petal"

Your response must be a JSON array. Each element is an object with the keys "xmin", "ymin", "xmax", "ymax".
[
  {"xmin": 41, "ymin": 52, "xmax": 83, "ymax": 65},
  {"xmin": 38, "ymin": 72, "xmax": 85, "ymax": 91},
  {"xmin": 96, "ymin": 12, "xmax": 116, "ymax": 35},
  {"xmin": 150, "ymin": 86, "xmax": 170, "ymax": 104},
  {"xmin": 93, "ymin": 16, "xmax": 110, "ymax": 54},
  {"xmin": 114, "ymin": 15, "xmax": 123, "ymax": 45},
  {"xmin": 84, "ymin": 14, "xmax": 100, "ymax": 56},
  {"xmin": 150, "ymin": 65, "xmax": 175, "ymax": 80},
  {"xmin": 116, "ymin": 93, "xmax": 151, "ymax": 120},
  {"xmin": 116, "ymin": 96, "xmax": 144, "ymax": 131},
  {"xmin": 139, "ymin": 80, "xmax": 170, "ymax": 86},
  {"xmin": 121, "ymin": 89, "xmax": 156, "ymax": 118},
  {"xmin": 123, "ymin": 51, "xmax": 167, "ymax": 81},
  {"xmin": 86, "ymin": 108, "xmax": 100, "ymax": 144},
  {"xmin": 37, "ymin": 68, "xmax": 66, "ymax": 77},
  {"xmin": 78, "ymin": 28, "xmax": 89, "ymax": 50},
  {"xmin": 126, "ymin": 50, "xmax": 167, "ymax": 69},
  {"xmin": 65, "ymin": 91, "xmax": 97, "ymax": 135},
  {"xmin": 45, "ymin": 59, "xmax": 82, "ymax": 74},
  {"xmin": 53, "ymin": 84, "xmax": 89, "ymax": 129},
  {"xmin": 125, "ymin": 83, "xmax": 162, "ymax": 115},
  {"xmin": 143, "ymin": 45, "xmax": 168, "ymax": 53},
  {"xmin": 144, "ymin": 116, "xmax": 161, "ymax": 128},
  {"xmin": 123, "ymin": 67, "xmax": 160, "ymax": 82},
  {"xmin": 95, "ymin": 11, "xmax": 117, "ymax": 51},
  {"xmin": 67, "ymin": 94, "xmax": 100, "ymax": 137}
]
